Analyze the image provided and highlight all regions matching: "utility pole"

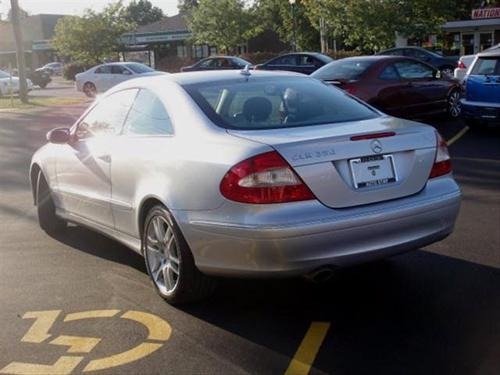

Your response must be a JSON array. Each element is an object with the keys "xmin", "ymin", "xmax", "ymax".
[{"xmin": 10, "ymin": 0, "xmax": 28, "ymax": 103}]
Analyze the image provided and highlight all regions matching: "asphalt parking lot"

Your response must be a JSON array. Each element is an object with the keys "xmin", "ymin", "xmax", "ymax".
[{"xmin": 0, "ymin": 86, "xmax": 499, "ymax": 375}]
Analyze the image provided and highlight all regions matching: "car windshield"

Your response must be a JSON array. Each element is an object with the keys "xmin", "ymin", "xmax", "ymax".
[
  {"xmin": 125, "ymin": 63, "xmax": 155, "ymax": 74},
  {"xmin": 0, "ymin": 70, "xmax": 10, "ymax": 79},
  {"xmin": 312, "ymin": 59, "xmax": 375, "ymax": 81},
  {"xmin": 183, "ymin": 77, "xmax": 378, "ymax": 130}
]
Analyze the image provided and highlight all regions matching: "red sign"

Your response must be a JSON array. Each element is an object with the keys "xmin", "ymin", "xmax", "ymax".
[{"xmin": 472, "ymin": 8, "xmax": 500, "ymax": 19}]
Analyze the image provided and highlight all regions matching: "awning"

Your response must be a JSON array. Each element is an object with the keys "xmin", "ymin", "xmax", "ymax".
[{"xmin": 442, "ymin": 18, "xmax": 500, "ymax": 31}]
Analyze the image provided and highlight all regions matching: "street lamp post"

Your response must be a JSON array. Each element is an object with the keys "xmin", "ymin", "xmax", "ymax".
[{"xmin": 289, "ymin": 0, "xmax": 297, "ymax": 52}]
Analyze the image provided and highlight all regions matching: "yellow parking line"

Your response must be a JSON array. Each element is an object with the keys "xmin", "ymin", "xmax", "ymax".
[
  {"xmin": 446, "ymin": 126, "xmax": 470, "ymax": 146},
  {"xmin": 284, "ymin": 322, "xmax": 330, "ymax": 375}
]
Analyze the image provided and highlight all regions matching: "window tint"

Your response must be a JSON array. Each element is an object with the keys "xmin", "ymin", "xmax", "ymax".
[
  {"xmin": 379, "ymin": 64, "xmax": 400, "ymax": 80},
  {"xmin": 198, "ymin": 59, "xmax": 214, "ymax": 68},
  {"xmin": 271, "ymin": 55, "xmax": 297, "ymax": 65},
  {"xmin": 125, "ymin": 63, "xmax": 154, "ymax": 74},
  {"xmin": 405, "ymin": 49, "xmax": 430, "ymax": 60},
  {"xmin": 95, "ymin": 65, "xmax": 111, "ymax": 74},
  {"xmin": 298, "ymin": 55, "xmax": 317, "ymax": 66},
  {"xmin": 383, "ymin": 49, "xmax": 402, "ymax": 56},
  {"xmin": 312, "ymin": 59, "xmax": 375, "ymax": 81},
  {"xmin": 394, "ymin": 60, "xmax": 434, "ymax": 79},
  {"xmin": 111, "ymin": 65, "xmax": 130, "ymax": 74},
  {"xmin": 124, "ymin": 89, "xmax": 173, "ymax": 135},
  {"xmin": 471, "ymin": 57, "xmax": 500, "ymax": 75},
  {"xmin": 183, "ymin": 77, "xmax": 378, "ymax": 130},
  {"xmin": 77, "ymin": 89, "xmax": 137, "ymax": 139}
]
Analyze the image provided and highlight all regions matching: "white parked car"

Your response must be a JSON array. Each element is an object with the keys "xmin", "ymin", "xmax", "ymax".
[
  {"xmin": 40, "ymin": 62, "xmax": 63, "ymax": 76},
  {"xmin": 454, "ymin": 55, "xmax": 475, "ymax": 82},
  {"xmin": 0, "ymin": 70, "xmax": 33, "ymax": 96},
  {"xmin": 75, "ymin": 62, "xmax": 165, "ymax": 97}
]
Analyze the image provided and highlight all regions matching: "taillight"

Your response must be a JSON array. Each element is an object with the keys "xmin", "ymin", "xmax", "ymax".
[
  {"xmin": 457, "ymin": 60, "xmax": 466, "ymax": 69},
  {"xmin": 220, "ymin": 151, "xmax": 315, "ymax": 204},
  {"xmin": 429, "ymin": 132, "xmax": 452, "ymax": 179}
]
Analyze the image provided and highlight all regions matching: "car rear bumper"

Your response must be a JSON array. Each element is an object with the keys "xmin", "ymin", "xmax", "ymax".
[
  {"xmin": 461, "ymin": 99, "xmax": 500, "ymax": 123},
  {"xmin": 174, "ymin": 177, "xmax": 461, "ymax": 277}
]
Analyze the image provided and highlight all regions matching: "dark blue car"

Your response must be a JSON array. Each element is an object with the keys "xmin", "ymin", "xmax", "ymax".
[
  {"xmin": 461, "ymin": 49, "xmax": 500, "ymax": 127},
  {"xmin": 254, "ymin": 53, "xmax": 333, "ymax": 75},
  {"xmin": 378, "ymin": 47, "xmax": 458, "ymax": 77}
]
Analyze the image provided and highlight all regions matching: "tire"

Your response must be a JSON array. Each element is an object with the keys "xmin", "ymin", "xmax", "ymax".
[
  {"xmin": 39, "ymin": 82, "xmax": 48, "ymax": 89},
  {"xmin": 83, "ymin": 82, "xmax": 96, "ymax": 98},
  {"xmin": 36, "ymin": 172, "xmax": 66, "ymax": 234},
  {"xmin": 447, "ymin": 89, "xmax": 461, "ymax": 119},
  {"xmin": 142, "ymin": 205, "xmax": 215, "ymax": 304}
]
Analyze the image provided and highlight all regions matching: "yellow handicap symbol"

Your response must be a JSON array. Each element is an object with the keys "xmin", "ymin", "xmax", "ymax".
[{"xmin": 0, "ymin": 309, "xmax": 171, "ymax": 374}]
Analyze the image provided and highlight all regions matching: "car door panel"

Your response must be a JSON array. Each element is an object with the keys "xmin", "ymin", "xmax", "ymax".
[{"xmin": 55, "ymin": 89, "xmax": 137, "ymax": 228}]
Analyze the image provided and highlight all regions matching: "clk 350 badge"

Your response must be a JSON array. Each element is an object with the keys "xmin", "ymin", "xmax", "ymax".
[{"xmin": 292, "ymin": 149, "xmax": 336, "ymax": 161}]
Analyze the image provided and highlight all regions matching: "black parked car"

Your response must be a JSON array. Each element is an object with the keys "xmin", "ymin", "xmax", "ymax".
[
  {"xmin": 377, "ymin": 47, "xmax": 458, "ymax": 77},
  {"xmin": 28, "ymin": 68, "xmax": 51, "ymax": 88},
  {"xmin": 181, "ymin": 56, "xmax": 252, "ymax": 72},
  {"xmin": 254, "ymin": 52, "xmax": 333, "ymax": 75}
]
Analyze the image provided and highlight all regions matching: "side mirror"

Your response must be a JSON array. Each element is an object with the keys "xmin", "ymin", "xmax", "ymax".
[{"xmin": 47, "ymin": 127, "xmax": 71, "ymax": 144}]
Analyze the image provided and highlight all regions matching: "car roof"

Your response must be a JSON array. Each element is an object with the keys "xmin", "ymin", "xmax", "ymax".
[
  {"xmin": 140, "ymin": 69, "xmax": 306, "ymax": 86},
  {"xmin": 477, "ymin": 48, "xmax": 500, "ymax": 57}
]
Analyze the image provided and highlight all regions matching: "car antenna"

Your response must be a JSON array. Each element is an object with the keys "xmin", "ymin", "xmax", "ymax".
[{"xmin": 240, "ymin": 64, "xmax": 251, "ymax": 77}]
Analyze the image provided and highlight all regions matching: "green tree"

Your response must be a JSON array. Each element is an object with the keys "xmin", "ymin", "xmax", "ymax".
[
  {"xmin": 187, "ymin": 0, "xmax": 256, "ymax": 53},
  {"xmin": 52, "ymin": 2, "xmax": 134, "ymax": 65},
  {"xmin": 178, "ymin": 0, "xmax": 198, "ymax": 14},
  {"xmin": 253, "ymin": 0, "xmax": 319, "ymax": 51},
  {"xmin": 125, "ymin": 0, "xmax": 163, "ymax": 26}
]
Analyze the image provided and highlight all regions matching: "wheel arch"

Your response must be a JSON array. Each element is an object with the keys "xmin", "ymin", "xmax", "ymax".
[
  {"xmin": 30, "ymin": 163, "xmax": 42, "ymax": 205},
  {"xmin": 137, "ymin": 195, "xmax": 168, "ymax": 245}
]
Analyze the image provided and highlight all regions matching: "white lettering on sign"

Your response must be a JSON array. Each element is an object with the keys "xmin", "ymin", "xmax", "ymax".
[{"xmin": 472, "ymin": 7, "xmax": 500, "ymax": 19}]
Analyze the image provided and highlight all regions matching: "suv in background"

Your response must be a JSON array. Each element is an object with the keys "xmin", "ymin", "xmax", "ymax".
[
  {"xmin": 378, "ymin": 47, "xmax": 458, "ymax": 77},
  {"xmin": 460, "ymin": 48, "xmax": 500, "ymax": 127},
  {"xmin": 40, "ymin": 62, "xmax": 63, "ymax": 76}
]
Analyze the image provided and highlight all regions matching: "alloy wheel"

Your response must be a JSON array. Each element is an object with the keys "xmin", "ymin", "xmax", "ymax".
[
  {"xmin": 145, "ymin": 215, "xmax": 181, "ymax": 294},
  {"xmin": 448, "ymin": 90, "xmax": 461, "ymax": 118}
]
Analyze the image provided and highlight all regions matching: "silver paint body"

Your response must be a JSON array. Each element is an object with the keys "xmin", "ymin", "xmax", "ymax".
[{"xmin": 31, "ymin": 71, "xmax": 461, "ymax": 277}]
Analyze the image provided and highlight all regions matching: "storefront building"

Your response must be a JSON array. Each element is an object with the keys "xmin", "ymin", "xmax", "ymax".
[
  {"xmin": 443, "ymin": 7, "xmax": 500, "ymax": 55},
  {"xmin": 121, "ymin": 14, "xmax": 286, "ymax": 71},
  {"xmin": 0, "ymin": 14, "xmax": 63, "ymax": 70}
]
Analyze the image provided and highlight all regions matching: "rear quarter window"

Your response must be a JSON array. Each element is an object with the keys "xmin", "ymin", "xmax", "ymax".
[{"xmin": 471, "ymin": 57, "xmax": 500, "ymax": 75}]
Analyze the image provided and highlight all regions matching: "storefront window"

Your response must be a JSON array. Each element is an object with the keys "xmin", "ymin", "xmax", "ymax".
[
  {"xmin": 462, "ymin": 34, "xmax": 474, "ymax": 55},
  {"xmin": 480, "ymin": 32, "xmax": 493, "ymax": 51}
]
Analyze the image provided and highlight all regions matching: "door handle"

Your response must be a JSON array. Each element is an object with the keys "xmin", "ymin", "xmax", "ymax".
[{"xmin": 97, "ymin": 154, "xmax": 111, "ymax": 163}]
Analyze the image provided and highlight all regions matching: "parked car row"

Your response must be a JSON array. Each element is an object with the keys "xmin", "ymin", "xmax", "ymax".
[{"xmin": 0, "ymin": 69, "xmax": 34, "ymax": 96}]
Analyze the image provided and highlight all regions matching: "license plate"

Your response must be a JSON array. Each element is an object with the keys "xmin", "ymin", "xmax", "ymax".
[
  {"xmin": 349, "ymin": 155, "xmax": 397, "ymax": 189},
  {"xmin": 481, "ymin": 108, "xmax": 498, "ymax": 119}
]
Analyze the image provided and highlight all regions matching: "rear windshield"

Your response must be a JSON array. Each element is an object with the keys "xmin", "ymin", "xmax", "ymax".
[
  {"xmin": 183, "ymin": 77, "xmax": 378, "ymax": 130},
  {"xmin": 312, "ymin": 59, "xmax": 375, "ymax": 81},
  {"xmin": 471, "ymin": 57, "xmax": 500, "ymax": 75}
]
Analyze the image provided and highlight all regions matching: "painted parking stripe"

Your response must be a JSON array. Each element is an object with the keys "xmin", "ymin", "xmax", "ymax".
[
  {"xmin": 446, "ymin": 126, "xmax": 470, "ymax": 146},
  {"xmin": 284, "ymin": 322, "xmax": 330, "ymax": 375}
]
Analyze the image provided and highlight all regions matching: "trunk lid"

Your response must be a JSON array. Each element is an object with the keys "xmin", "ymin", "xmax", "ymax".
[{"xmin": 228, "ymin": 116, "xmax": 437, "ymax": 208}]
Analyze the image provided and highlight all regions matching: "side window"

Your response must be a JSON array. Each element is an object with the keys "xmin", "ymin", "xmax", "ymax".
[
  {"xmin": 111, "ymin": 65, "xmax": 131, "ymax": 75},
  {"xmin": 198, "ymin": 59, "xmax": 214, "ymax": 68},
  {"xmin": 95, "ymin": 65, "xmax": 111, "ymax": 74},
  {"xmin": 271, "ymin": 55, "xmax": 297, "ymax": 66},
  {"xmin": 471, "ymin": 58, "xmax": 500, "ymax": 75},
  {"xmin": 383, "ymin": 49, "xmax": 401, "ymax": 56},
  {"xmin": 124, "ymin": 89, "xmax": 173, "ymax": 135},
  {"xmin": 76, "ymin": 89, "xmax": 137, "ymax": 139},
  {"xmin": 394, "ymin": 60, "xmax": 434, "ymax": 79},
  {"xmin": 379, "ymin": 64, "xmax": 400, "ymax": 80}
]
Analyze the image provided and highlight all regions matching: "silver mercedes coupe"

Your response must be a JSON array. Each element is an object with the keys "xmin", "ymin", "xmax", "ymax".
[{"xmin": 30, "ymin": 70, "xmax": 461, "ymax": 304}]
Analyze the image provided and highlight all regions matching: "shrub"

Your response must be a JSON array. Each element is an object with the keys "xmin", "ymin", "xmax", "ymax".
[{"xmin": 63, "ymin": 63, "xmax": 89, "ymax": 81}]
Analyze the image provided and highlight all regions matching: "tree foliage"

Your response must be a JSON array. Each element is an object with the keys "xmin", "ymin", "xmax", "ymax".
[
  {"xmin": 52, "ymin": 2, "xmax": 134, "ymax": 65},
  {"xmin": 252, "ymin": 0, "xmax": 319, "ymax": 51},
  {"xmin": 186, "ymin": 0, "xmax": 256, "ymax": 53},
  {"xmin": 302, "ymin": 0, "xmax": 483, "ymax": 52},
  {"xmin": 125, "ymin": 0, "xmax": 163, "ymax": 26}
]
